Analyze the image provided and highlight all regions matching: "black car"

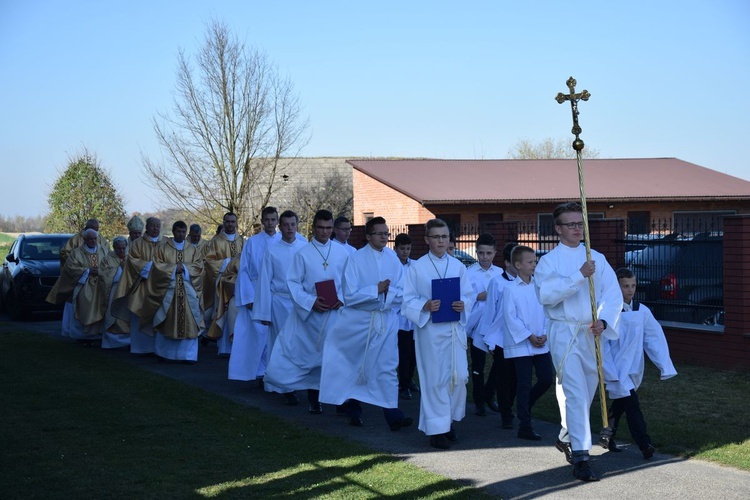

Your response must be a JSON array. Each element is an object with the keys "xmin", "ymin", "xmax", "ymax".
[
  {"xmin": 0, "ymin": 233, "xmax": 72, "ymax": 320},
  {"xmin": 629, "ymin": 233, "xmax": 723, "ymax": 325}
]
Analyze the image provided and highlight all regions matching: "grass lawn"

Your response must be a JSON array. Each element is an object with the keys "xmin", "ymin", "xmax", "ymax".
[
  {"xmin": 0, "ymin": 232, "xmax": 15, "ymax": 257},
  {"xmin": 0, "ymin": 330, "xmax": 486, "ymax": 499},
  {"xmin": 469, "ymin": 355, "xmax": 750, "ymax": 471}
]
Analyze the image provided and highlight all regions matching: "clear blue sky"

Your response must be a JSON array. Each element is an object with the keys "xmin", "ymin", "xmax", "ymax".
[{"xmin": 2, "ymin": 0, "xmax": 749, "ymax": 217}]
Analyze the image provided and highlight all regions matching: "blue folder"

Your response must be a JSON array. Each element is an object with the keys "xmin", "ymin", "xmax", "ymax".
[{"xmin": 431, "ymin": 277, "xmax": 460, "ymax": 323}]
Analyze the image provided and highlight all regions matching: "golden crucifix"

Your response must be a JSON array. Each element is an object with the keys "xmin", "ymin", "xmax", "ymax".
[{"xmin": 556, "ymin": 77, "xmax": 610, "ymax": 432}]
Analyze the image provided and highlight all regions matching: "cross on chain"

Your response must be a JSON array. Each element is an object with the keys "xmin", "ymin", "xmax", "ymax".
[
  {"xmin": 555, "ymin": 76, "xmax": 590, "ymax": 151},
  {"xmin": 322, "ymin": 261, "xmax": 328, "ymax": 270}
]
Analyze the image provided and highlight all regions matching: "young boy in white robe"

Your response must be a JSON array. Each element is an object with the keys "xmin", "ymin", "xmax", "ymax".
[
  {"xmin": 599, "ymin": 267, "xmax": 677, "ymax": 459},
  {"xmin": 534, "ymin": 202, "xmax": 621, "ymax": 482},
  {"xmin": 319, "ymin": 217, "xmax": 413, "ymax": 431},
  {"xmin": 466, "ymin": 234, "xmax": 504, "ymax": 416},
  {"xmin": 394, "ymin": 233, "xmax": 419, "ymax": 400},
  {"xmin": 502, "ymin": 245, "xmax": 554, "ymax": 440},
  {"xmin": 402, "ymin": 219, "xmax": 474, "ymax": 450}
]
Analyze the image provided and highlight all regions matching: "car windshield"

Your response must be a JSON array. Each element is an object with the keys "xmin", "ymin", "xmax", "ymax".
[{"xmin": 21, "ymin": 238, "xmax": 66, "ymax": 261}]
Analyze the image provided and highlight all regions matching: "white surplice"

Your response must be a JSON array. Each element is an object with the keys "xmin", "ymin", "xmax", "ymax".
[
  {"xmin": 501, "ymin": 276, "xmax": 549, "ymax": 358},
  {"xmin": 478, "ymin": 273, "xmax": 514, "ymax": 351},
  {"xmin": 229, "ymin": 231, "xmax": 280, "ymax": 381},
  {"xmin": 253, "ymin": 237, "xmax": 307, "ymax": 392},
  {"xmin": 319, "ymin": 245, "xmax": 404, "ymax": 408},
  {"xmin": 534, "ymin": 242, "xmax": 621, "ymax": 452},
  {"xmin": 263, "ymin": 238, "xmax": 348, "ymax": 391},
  {"xmin": 465, "ymin": 263, "xmax": 503, "ymax": 350},
  {"xmin": 401, "ymin": 251, "xmax": 474, "ymax": 436},
  {"xmin": 603, "ymin": 302, "xmax": 677, "ymax": 399}
]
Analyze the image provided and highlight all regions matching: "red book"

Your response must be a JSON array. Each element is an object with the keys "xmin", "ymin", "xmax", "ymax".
[{"xmin": 315, "ymin": 279, "xmax": 338, "ymax": 306}]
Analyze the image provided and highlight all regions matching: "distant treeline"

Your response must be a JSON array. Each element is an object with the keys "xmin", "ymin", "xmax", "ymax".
[{"xmin": 0, "ymin": 214, "xmax": 47, "ymax": 233}]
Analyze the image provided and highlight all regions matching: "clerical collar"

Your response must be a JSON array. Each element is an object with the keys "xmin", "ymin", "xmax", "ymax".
[
  {"xmin": 84, "ymin": 245, "xmax": 98, "ymax": 254},
  {"xmin": 223, "ymin": 232, "xmax": 236, "ymax": 241},
  {"xmin": 173, "ymin": 240, "xmax": 185, "ymax": 250},
  {"xmin": 313, "ymin": 238, "xmax": 330, "ymax": 247},
  {"xmin": 428, "ymin": 251, "xmax": 447, "ymax": 260},
  {"xmin": 147, "ymin": 235, "xmax": 159, "ymax": 242}
]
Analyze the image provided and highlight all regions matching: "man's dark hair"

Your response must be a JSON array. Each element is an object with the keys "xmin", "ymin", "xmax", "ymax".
[
  {"xmin": 279, "ymin": 210, "xmax": 298, "ymax": 223},
  {"xmin": 172, "ymin": 220, "xmax": 187, "ymax": 232},
  {"xmin": 334, "ymin": 216, "xmax": 351, "ymax": 228},
  {"xmin": 476, "ymin": 233, "xmax": 496, "ymax": 248},
  {"xmin": 223, "ymin": 212, "xmax": 237, "ymax": 222},
  {"xmin": 261, "ymin": 206, "xmax": 278, "ymax": 218},
  {"xmin": 616, "ymin": 267, "xmax": 636, "ymax": 280},
  {"xmin": 313, "ymin": 210, "xmax": 333, "ymax": 225},
  {"xmin": 189, "ymin": 224, "xmax": 201, "ymax": 233},
  {"xmin": 510, "ymin": 245, "xmax": 535, "ymax": 265},
  {"xmin": 502, "ymin": 242, "xmax": 518, "ymax": 262},
  {"xmin": 394, "ymin": 233, "xmax": 412, "ymax": 246},
  {"xmin": 366, "ymin": 216, "xmax": 386, "ymax": 234},
  {"xmin": 553, "ymin": 202, "xmax": 583, "ymax": 225}
]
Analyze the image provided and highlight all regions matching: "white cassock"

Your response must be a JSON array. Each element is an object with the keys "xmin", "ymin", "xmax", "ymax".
[
  {"xmin": 534, "ymin": 242, "xmax": 621, "ymax": 452},
  {"xmin": 501, "ymin": 276, "xmax": 549, "ymax": 358},
  {"xmin": 230, "ymin": 231, "xmax": 280, "ymax": 381},
  {"xmin": 402, "ymin": 251, "xmax": 474, "ymax": 436},
  {"xmin": 603, "ymin": 302, "xmax": 677, "ymax": 399},
  {"xmin": 479, "ymin": 273, "xmax": 514, "ymax": 351},
  {"xmin": 333, "ymin": 238, "xmax": 357, "ymax": 255},
  {"xmin": 263, "ymin": 238, "xmax": 348, "ymax": 391},
  {"xmin": 319, "ymin": 245, "xmax": 404, "ymax": 408},
  {"xmin": 465, "ymin": 263, "xmax": 503, "ymax": 350},
  {"xmin": 253, "ymin": 237, "xmax": 307, "ymax": 392}
]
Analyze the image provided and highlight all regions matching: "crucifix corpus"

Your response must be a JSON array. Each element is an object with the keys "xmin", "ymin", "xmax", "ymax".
[{"xmin": 555, "ymin": 77, "xmax": 611, "ymax": 437}]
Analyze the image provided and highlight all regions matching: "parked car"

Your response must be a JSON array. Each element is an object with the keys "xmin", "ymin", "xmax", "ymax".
[
  {"xmin": 451, "ymin": 249, "xmax": 477, "ymax": 267},
  {"xmin": 629, "ymin": 233, "xmax": 723, "ymax": 325},
  {"xmin": 0, "ymin": 233, "xmax": 71, "ymax": 320}
]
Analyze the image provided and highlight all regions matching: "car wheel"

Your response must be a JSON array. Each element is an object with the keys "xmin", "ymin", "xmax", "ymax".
[{"xmin": 4, "ymin": 287, "xmax": 27, "ymax": 321}]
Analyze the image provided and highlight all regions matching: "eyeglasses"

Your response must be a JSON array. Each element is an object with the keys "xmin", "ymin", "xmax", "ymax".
[
  {"xmin": 426, "ymin": 234, "xmax": 450, "ymax": 240},
  {"xmin": 369, "ymin": 232, "xmax": 390, "ymax": 237},
  {"xmin": 314, "ymin": 225, "xmax": 333, "ymax": 230},
  {"xmin": 558, "ymin": 222, "xmax": 585, "ymax": 229},
  {"xmin": 335, "ymin": 227, "xmax": 352, "ymax": 232}
]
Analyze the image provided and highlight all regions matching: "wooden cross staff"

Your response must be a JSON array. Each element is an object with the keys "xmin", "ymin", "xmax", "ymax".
[{"xmin": 556, "ymin": 77, "xmax": 609, "ymax": 431}]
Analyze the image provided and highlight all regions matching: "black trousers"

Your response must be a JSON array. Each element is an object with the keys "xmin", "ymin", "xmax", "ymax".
[
  {"xmin": 609, "ymin": 389, "xmax": 652, "ymax": 449},
  {"xmin": 513, "ymin": 353, "xmax": 554, "ymax": 430},
  {"xmin": 397, "ymin": 329, "xmax": 417, "ymax": 389},
  {"xmin": 472, "ymin": 345, "xmax": 517, "ymax": 419}
]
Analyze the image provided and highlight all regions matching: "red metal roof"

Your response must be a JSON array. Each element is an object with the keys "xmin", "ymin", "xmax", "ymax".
[{"xmin": 347, "ymin": 158, "xmax": 750, "ymax": 204}]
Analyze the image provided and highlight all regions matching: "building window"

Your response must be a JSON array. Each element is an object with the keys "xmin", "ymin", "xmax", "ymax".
[
  {"xmin": 674, "ymin": 210, "xmax": 735, "ymax": 235},
  {"xmin": 436, "ymin": 213, "xmax": 461, "ymax": 237},
  {"xmin": 538, "ymin": 212, "xmax": 604, "ymax": 238},
  {"xmin": 478, "ymin": 213, "xmax": 503, "ymax": 233},
  {"xmin": 628, "ymin": 211, "xmax": 650, "ymax": 235},
  {"xmin": 363, "ymin": 212, "xmax": 374, "ymax": 223}
]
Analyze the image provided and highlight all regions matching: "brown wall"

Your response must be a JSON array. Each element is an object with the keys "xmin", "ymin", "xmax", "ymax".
[{"xmin": 352, "ymin": 169, "xmax": 434, "ymax": 226}]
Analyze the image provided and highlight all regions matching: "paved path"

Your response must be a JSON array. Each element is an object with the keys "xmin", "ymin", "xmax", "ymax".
[{"xmin": 5, "ymin": 314, "xmax": 750, "ymax": 499}]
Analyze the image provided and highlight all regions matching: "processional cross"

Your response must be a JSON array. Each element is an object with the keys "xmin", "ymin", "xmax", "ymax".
[{"xmin": 555, "ymin": 77, "xmax": 611, "ymax": 433}]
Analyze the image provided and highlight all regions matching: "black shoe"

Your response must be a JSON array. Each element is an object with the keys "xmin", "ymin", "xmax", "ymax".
[
  {"xmin": 598, "ymin": 435, "xmax": 622, "ymax": 452},
  {"xmin": 308, "ymin": 403, "xmax": 323, "ymax": 414},
  {"xmin": 389, "ymin": 416, "xmax": 413, "ymax": 431},
  {"xmin": 284, "ymin": 392, "xmax": 299, "ymax": 406},
  {"xmin": 573, "ymin": 461, "xmax": 599, "ymax": 482},
  {"xmin": 501, "ymin": 418, "xmax": 514, "ymax": 430},
  {"xmin": 518, "ymin": 427, "xmax": 542, "ymax": 441},
  {"xmin": 556, "ymin": 439, "xmax": 573, "ymax": 464},
  {"xmin": 348, "ymin": 416, "xmax": 364, "ymax": 427},
  {"xmin": 475, "ymin": 404, "xmax": 487, "ymax": 416},
  {"xmin": 399, "ymin": 388, "xmax": 412, "ymax": 400},
  {"xmin": 408, "ymin": 380, "xmax": 420, "ymax": 392},
  {"xmin": 486, "ymin": 400, "xmax": 500, "ymax": 413},
  {"xmin": 641, "ymin": 444, "xmax": 656, "ymax": 459},
  {"xmin": 430, "ymin": 434, "xmax": 450, "ymax": 450},
  {"xmin": 444, "ymin": 425, "xmax": 457, "ymax": 442}
]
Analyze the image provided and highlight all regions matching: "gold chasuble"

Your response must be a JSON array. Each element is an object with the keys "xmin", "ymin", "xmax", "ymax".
[
  {"xmin": 150, "ymin": 239, "xmax": 204, "ymax": 339},
  {"xmin": 111, "ymin": 235, "xmax": 165, "ymax": 328},
  {"xmin": 100, "ymin": 250, "xmax": 130, "ymax": 334},
  {"xmin": 46, "ymin": 244, "xmax": 109, "ymax": 334},
  {"xmin": 201, "ymin": 233, "xmax": 243, "ymax": 338},
  {"xmin": 60, "ymin": 232, "xmax": 110, "ymax": 267}
]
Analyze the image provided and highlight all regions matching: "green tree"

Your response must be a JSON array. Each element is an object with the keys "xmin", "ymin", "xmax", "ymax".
[
  {"xmin": 45, "ymin": 152, "xmax": 127, "ymax": 240},
  {"xmin": 508, "ymin": 137, "xmax": 600, "ymax": 159},
  {"xmin": 142, "ymin": 20, "xmax": 309, "ymax": 236}
]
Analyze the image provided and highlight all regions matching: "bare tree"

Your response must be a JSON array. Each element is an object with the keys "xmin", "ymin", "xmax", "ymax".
[
  {"xmin": 290, "ymin": 171, "xmax": 353, "ymax": 239},
  {"xmin": 142, "ymin": 20, "xmax": 309, "ymax": 235},
  {"xmin": 508, "ymin": 138, "xmax": 600, "ymax": 160}
]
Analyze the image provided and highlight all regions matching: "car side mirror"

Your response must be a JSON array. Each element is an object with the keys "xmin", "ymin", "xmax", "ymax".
[{"xmin": 6, "ymin": 254, "xmax": 16, "ymax": 263}]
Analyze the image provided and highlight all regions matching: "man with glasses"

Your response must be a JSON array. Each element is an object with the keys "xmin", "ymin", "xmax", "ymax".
[
  {"xmin": 264, "ymin": 210, "xmax": 347, "ymax": 415},
  {"xmin": 402, "ymin": 218, "xmax": 474, "ymax": 450},
  {"xmin": 332, "ymin": 216, "xmax": 357, "ymax": 255},
  {"xmin": 320, "ymin": 217, "xmax": 413, "ymax": 431},
  {"xmin": 534, "ymin": 202, "xmax": 621, "ymax": 481}
]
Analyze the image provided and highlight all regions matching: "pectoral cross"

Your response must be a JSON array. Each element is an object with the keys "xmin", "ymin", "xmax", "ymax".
[
  {"xmin": 322, "ymin": 261, "xmax": 328, "ymax": 270},
  {"xmin": 555, "ymin": 76, "xmax": 590, "ymax": 151}
]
